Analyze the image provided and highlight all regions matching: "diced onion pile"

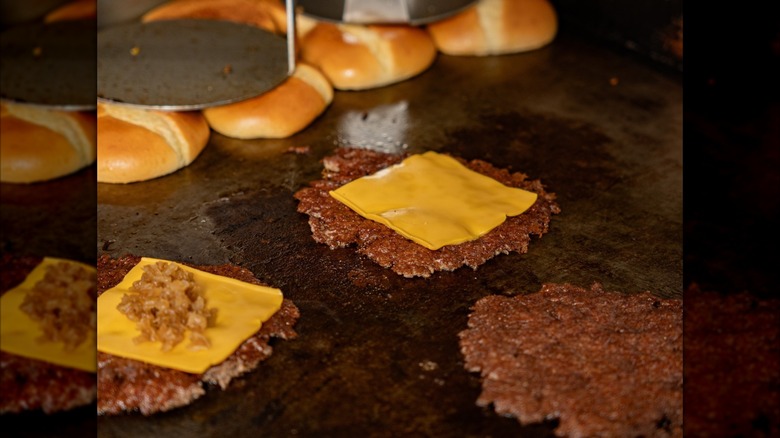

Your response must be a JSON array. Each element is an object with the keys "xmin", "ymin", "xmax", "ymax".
[
  {"xmin": 117, "ymin": 261, "xmax": 217, "ymax": 352},
  {"xmin": 20, "ymin": 262, "xmax": 97, "ymax": 350}
]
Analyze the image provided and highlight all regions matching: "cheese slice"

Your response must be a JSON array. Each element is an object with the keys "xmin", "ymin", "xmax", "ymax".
[
  {"xmin": 0, "ymin": 257, "xmax": 96, "ymax": 373},
  {"xmin": 97, "ymin": 257, "xmax": 283, "ymax": 374},
  {"xmin": 329, "ymin": 151, "xmax": 538, "ymax": 250}
]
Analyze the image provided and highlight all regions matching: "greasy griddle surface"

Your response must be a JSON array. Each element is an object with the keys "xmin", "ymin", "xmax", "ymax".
[
  {"xmin": 0, "ymin": 168, "xmax": 97, "ymax": 438},
  {"xmin": 96, "ymin": 31, "xmax": 681, "ymax": 437},
  {"xmin": 1, "ymin": 167, "xmax": 97, "ymax": 265}
]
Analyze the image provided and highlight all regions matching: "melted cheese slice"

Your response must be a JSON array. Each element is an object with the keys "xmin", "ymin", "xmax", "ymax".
[
  {"xmin": 0, "ymin": 257, "xmax": 96, "ymax": 373},
  {"xmin": 329, "ymin": 151, "xmax": 538, "ymax": 250},
  {"xmin": 97, "ymin": 257, "xmax": 282, "ymax": 374}
]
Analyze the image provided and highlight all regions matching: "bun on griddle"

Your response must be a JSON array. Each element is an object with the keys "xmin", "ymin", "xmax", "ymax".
[
  {"xmin": 426, "ymin": 0, "xmax": 557, "ymax": 56},
  {"xmin": 142, "ymin": 0, "xmax": 330, "ymax": 138},
  {"xmin": 299, "ymin": 23, "xmax": 437, "ymax": 90},
  {"xmin": 44, "ymin": 0, "xmax": 96, "ymax": 22},
  {"xmin": 97, "ymin": 103, "xmax": 209, "ymax": 184},
  {"xmin": 141, "ymin": 0, "xmax": 286, "ymax": 33},
  {"xmin": 1, "ymin": 103, "xmax": 96, "ymax": 184},
  {"xmin": 202, "ymin": 63, "xmax": 333, "ymax": 139}
]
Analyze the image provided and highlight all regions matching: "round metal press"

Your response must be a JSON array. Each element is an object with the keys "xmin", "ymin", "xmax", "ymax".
[
  {"xmin": 97, "ymin": 19, "xmax": 290, "ymax": 110},
  {"xmin": 0, "ymin": 20, "xmax": 96, "ymax": 110},
  {"xmin": 298, "ymin": 0, "xmax": 477, "ymax": 25}
]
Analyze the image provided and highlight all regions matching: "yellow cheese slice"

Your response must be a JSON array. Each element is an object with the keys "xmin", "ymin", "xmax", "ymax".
[
  {"xmin": 97, "ymin": 257, "xmax": 283, "ymax": 374},
  {"xmin": 329, "ymin": 151, "xmax": 538, "ymax": 250},
  {"xmin": 0, "ymin": 257, "xmax": 96, "ymax": 373}
]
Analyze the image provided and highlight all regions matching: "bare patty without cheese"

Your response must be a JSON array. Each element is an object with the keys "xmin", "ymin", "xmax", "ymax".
[
  {"xmin": 684, "ymin": 284, "xmax": 780, "ymax": 437},
  {"xmin": 294, "ymin": 147, "xmax": 560, "ymax": 277},
  {"xmin": 460, "ymin": 283, "xmax": 682, "ymax": 437},
  {"xmin": 0, "ymin": 254, "xmax": 97, "ymax": 414},
  {"xmin": 97, "ymin": 254, "xmax": 299, "ymax": 415}
]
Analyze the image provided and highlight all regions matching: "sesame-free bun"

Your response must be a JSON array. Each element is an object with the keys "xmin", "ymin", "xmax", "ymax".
[
  {"xmin": 97, "ymin": 104, "xmax": 210, "ymax": 184},
  {"xmin": 143, "ymin": 0, "xmax": 437, "ymax": 90},
  {"xmin": 141, "ymin": 0, "xmax": 286, "ymax": 33},
  {"xmin": 44, "ymin": 0, "xmax": 96, "ymax": 22},
  {"xmin": 203, "ymin": 63, "xmax": 333, "ymax": 139},
  {"xmin": 1, "ymin": 103, "xmax": 96, "ymax": 184},
  {"xmin": 427, "ymin": 0, "xmax": 557, "ymax": 56},
  {"xmin": 300, "ymin": 23, "xmax": 437, "ymax": 90},
  {"xmin": 143, "ymin": 0, "xmax": 319, "ymax": 39},
  {"xmin": 141, "ymin": 1, "xmax": 331, "ymax": 139}
]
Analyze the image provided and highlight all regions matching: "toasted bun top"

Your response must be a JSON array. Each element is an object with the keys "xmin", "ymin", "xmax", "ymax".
[
  {"xmin": 44, "ymin": 0, "xmax": 97, "ymax": 22},
  {"xmin": 97, "ymin": 115, "xmax": 181, "ymax": 184},
  {"xmin": 3, "ymin": 103, "xmax": 96, "ymax": 166},
  {"xmin": 142, "ymin": 0, "xmax": 319, "ymax": 56},
  {"xmin": 97, "ymin": 104, "xmax": 210, "ymax": 184},
  {"xmin": 300, "ymin": 23, "xmax": 436, "ymax": 90},
  {"xmin": 142, "ymin": 0, "xmax": 285, "ymax": 33},
  {"xmin": 427, "ymin": 0, "xmax": 557, "ymax": 56},
  {"xmin": 98, "ymin": 104, "xmax": 210, "ymax": 165},
  {"xmin": 1, "ymin": 104, "xmax": 96, "ymax": 183},
  {"xmin": 202, "ymin": 63, "xmax": 333, "ymax": 139}
]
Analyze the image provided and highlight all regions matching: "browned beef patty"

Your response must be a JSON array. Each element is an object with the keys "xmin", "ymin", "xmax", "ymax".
[
  {"xmin": 294, "ymin": 147, "xmax": 560, "ymax": 278},
  {"xmin": 460, "ymin": 283, "xmax": 682, "ymax": 437},
  {"xmin": 684, "ymin": 284, "xmax": 780, "ymax": 437},
  {"xmin": 0, "ymin": 254, "xmax": 97, "ymax": 414},
  {"xmin": 97, "ymin": 254, "xmax": 299, "ymax": 415}
]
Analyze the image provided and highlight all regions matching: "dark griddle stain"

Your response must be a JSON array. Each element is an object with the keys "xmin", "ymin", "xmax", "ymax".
[
  {"xmin": 445, "ymin": 110, "xmax": 624, "ymax": 201},
  {"xmin": 444, "ymin": 110, "xmax": 680, "ymax": 298},
  {"xmin": 201, "ymin": 188, "xmax": 556, "ymax": 436}
]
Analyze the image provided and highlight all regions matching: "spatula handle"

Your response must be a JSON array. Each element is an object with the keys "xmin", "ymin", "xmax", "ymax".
[{"xmin": 286, "ymin": 0, "xmax": 296, "ymax": 75}]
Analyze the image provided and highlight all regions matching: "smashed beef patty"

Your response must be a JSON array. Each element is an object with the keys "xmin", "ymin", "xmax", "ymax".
[
  {"xmin": 684, "ymin": 284, "xmax": 780, "ymax": 437},
  {"xmin": 0, "ymin": 254, "xmax": 96, "ymax": 414},
  {"xmin": 97, "ymin": 254, "xmax": 299, "ymax": 416},
  {"xmin": 460, "ymin": 283, "xmax": 682, "ymax": 437},
  {"xmin": 294, "ymin": 147, "xmax": 560, "ymax": 278}
]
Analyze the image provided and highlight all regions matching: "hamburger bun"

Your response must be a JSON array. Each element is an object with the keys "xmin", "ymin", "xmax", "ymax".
[
  {"xmin": 44, "ymin": 0, "xmax": 97, "ymax": 22},
  {"xmin": 202, "ymin": 63, "xmax": 333, "ymax": 139},
  {"xmin": 141, "ymin": 0, "xmax": 285, "ymax": 33},
  {"xmin": 427, "ymin": 0, "xmax": 557, "ymax": 56},
  {"xmin": 142, "ymin": 0, "xmax": 319, "ymax": 63},
  {"xmin": 300, "ymin": 23, "xmax": 437, "ymax": 90},
  {"xmin": 0, "ymin": 103, "xmax": 96, "ymax": 184},
  {"xmin": 141, "ymin": 0, "xmax": 329, "ymax": 139},
  {"xmin": 97, "ymin": 104, "xmax": 210, "ymax": 184}
]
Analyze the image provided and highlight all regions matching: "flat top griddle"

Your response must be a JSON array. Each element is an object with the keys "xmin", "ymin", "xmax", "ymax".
[
  {"xmin": 0, "ymin": 29, "xmax": 681, "ymax": 436},
  {"xmin": 90, "ymin": 30, "xmax": 682, "ymax": 437}
]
